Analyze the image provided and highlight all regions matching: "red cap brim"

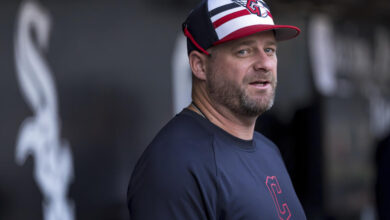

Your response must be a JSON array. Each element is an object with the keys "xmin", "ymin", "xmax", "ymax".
[{"xmin": 213, "ymin": 24, "xmax": 301, "ymax": 46}]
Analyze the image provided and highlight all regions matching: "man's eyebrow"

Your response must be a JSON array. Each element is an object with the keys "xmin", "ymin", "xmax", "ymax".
[
  {"xmin": 265, "ymin": 40, "xmax": 277, "ymax": 47},
  {"xmin": 229, "ymin": 40, "xmax": 256, "ymax": 51},
  {"xmin": 233, "ymin": 40, "xmax": 256, "ymax": 47},
  {"xmin": 232, "ymin": 39, "xmax": 277, "ymax": 48}
]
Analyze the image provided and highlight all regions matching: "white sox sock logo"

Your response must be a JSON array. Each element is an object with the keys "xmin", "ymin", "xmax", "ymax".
[
  {"xmin": 14, "ymin": 1, "xmax": 75, "ymax": 220},
  {"xmin": 266, "ymin": 176, "xmax": 291, "ymax": 220}
]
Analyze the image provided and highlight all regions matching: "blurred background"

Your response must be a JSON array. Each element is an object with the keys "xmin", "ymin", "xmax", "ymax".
[{"xmin": 1, "ymin": 0, "xmax": 389, "ymax": 219}]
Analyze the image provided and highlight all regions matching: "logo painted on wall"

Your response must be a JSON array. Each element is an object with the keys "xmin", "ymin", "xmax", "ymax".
[
  {"xmin": 14, "ymin": 1, "xmax": 75, "ymax": 220},
  {"xmin": 266, "ymin": 176, "xmax": 291, "ymax": 220},
  {"xmin": 171, "ymin": 34, "xmax": 192, "ymax": 115}
]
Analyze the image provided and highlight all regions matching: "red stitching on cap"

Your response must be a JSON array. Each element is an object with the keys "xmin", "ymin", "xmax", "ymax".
[{"xmin": 184, "ymin": 27, "xmax": 210, "ymax": 56}]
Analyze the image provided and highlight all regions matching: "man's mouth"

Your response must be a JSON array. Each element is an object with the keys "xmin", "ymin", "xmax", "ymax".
[{"xmin": 249, "ymin": 80, "xmax": 271, "ymax": 88}]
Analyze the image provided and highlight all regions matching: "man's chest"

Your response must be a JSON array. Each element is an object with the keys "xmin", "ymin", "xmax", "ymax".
[{"xmin": 213, "ymin": 147, "xmax": 305, "ymax": 219}]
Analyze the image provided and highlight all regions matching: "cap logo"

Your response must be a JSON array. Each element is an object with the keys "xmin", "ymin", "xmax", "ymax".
[{"xmin": 232, "ymin": 0, "xmax": 272, "ymax": 18}]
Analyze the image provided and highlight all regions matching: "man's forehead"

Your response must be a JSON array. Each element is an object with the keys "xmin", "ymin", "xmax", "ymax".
[{"xmin": 214, "ymin": 30, "xmax": 277, "ymax": 49}]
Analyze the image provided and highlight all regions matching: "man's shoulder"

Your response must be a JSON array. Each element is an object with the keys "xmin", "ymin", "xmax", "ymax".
[
  {"xmin": 151, "ymin": 109, "xmax": 213, "ymax": 147},
  {"xmin": 128, "ymin": 110, "xmax": 218, "ymax": 198},
  {"xmin": 141, "ymin": 109, "xmax": 216, "ymax": 165},
  {"xmin": 128, "ymin": 111, "xmax": 220, "ymax": 220}
]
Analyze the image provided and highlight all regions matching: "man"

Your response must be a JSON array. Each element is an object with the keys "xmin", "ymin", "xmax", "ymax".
[{"xmin": 127, "ymin": 0, "xmax": 306, "ymax": 219}]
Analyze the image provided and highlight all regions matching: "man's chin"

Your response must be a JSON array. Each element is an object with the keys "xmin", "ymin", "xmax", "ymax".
[
  {"xmin": 248, "ymin": 96, "xmax": 275, "ymax": 114},
  {"xmin": 238, "ymin": 99, "xmax": 272, "ymax": 117}
]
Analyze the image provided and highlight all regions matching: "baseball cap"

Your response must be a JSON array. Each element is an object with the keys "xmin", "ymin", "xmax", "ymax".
[{"xmin": 182, "ymin": 0, "xmax": 301, "ymax": 55}]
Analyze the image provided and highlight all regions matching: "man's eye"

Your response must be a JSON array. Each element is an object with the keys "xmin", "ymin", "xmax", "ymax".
[
  {"xmin": 265, "ymin": 48, "xmax": 276, "ymax": 54},
  {"xmin": 237, "ymin": 49, "xmax": 249, "ymax": 56}
]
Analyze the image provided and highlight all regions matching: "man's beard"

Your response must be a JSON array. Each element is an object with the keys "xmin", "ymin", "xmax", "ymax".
[{"xmin": 206, "ymin": 72, "xmax": 276, "ymax": 117}]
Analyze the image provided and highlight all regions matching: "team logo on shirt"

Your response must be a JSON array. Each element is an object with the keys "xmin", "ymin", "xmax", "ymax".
[
  {"xmin": 232, "ymin": 0, "xmax": 272, "ymax": 18},
  {"xmin": 266, "ymin": 176, "xmax": 291, "ymax": 220}
]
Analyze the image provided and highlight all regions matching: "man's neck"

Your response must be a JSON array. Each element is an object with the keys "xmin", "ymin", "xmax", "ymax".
[{"xmin": 190, "ymin": 91, "xmax": 258, "ymax": 140}]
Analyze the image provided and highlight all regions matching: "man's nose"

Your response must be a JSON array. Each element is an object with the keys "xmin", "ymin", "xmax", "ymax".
[{"xmin": 253, "ymin": 50, "xmax": 276, "ymax": 72}]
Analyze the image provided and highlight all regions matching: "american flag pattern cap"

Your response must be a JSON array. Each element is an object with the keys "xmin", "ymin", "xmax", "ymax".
[{"xmin": 183, "ymin": 0, "xmax": 300, "ymax": 55}]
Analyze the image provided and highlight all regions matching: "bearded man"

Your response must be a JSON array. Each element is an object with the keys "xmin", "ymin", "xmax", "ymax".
[{"xmin": 127, "ymin": 0, "xmax": 306, "ymax": 219}]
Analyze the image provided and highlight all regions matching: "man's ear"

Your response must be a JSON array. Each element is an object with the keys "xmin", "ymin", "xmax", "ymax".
[{"xmin": 189, "ymin": 50, "xmax": 208, "ymax": 81}]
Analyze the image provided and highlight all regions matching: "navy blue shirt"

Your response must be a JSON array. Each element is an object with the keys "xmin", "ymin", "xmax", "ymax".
[{"xmin": 128, "ymin": 109, "xmax": 306, "ymax": 220}]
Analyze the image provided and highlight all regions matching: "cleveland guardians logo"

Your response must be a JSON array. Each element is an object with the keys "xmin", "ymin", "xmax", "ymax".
[
  {"xmin": 266, "ymin": 176, "xmax": 291, "ymax": 220},
  {"xmin": 232, "ymin": 0, "xmax": 272, "ymax": 18}
]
